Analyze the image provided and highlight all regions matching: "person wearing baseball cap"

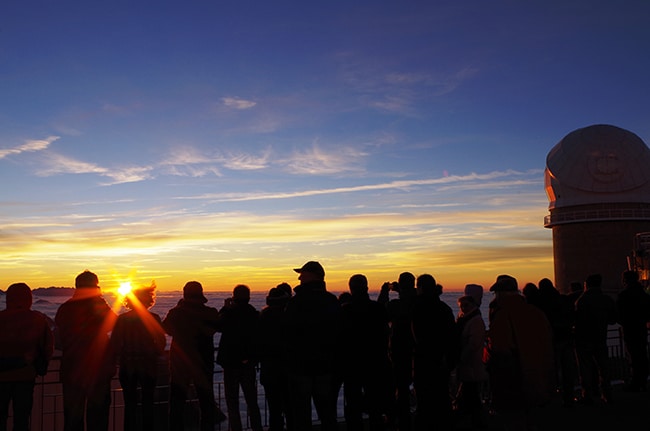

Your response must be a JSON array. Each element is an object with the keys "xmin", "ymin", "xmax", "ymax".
[
  {"xmin": 285, "ymin": 261, "xmax": 340, "ymax": 430},
  {"xmin": 293, "ymin": 261, "xmax": 325, "ymax": 281}
]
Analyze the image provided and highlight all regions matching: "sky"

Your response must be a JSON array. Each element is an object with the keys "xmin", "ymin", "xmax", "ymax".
[{"xmin": 1, "ymin": 1, "xmax": 650, "ymax": 293}]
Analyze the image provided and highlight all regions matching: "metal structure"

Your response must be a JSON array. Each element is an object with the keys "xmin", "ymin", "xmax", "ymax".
[{"xmin": 544, "ymin": 124, "xmax": 650, "ymax": 294}]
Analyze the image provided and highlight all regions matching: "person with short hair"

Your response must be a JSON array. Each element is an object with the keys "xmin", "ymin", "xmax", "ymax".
[
  {"xmin": 111, "ymin": 283, "xmax": 166, "ymax": 431},
  {"xmin": 411, "ymin": 274, "xmax": 457, "ymax": 431},
  {"xmin": 55, "ymin": 270, "xmax": 118, "ymax": 431},
  {"xmin": 616, "ymin": 270, "xmax": 650, "ymax": 392},
  {"xmin": 0, "ymin": 282, "xmax": 54, "ymax": 431},
  {"xmin": 215, "ymin": 284, "xmax": 263, "ymax": 431},
  {"xmin": 377, "ymin": 271, "xmax": 417, "ymax": 431},
  {"xmin": 574, "ymin": 273, "xmax": 618, "ymax": 404},
  {"xmin": 163, "ymin": 281, "xmax": 221, "ymax": 431},
  {"xmin": 339, "ymin": 274, "xmax": 391, "ymax": 431}
]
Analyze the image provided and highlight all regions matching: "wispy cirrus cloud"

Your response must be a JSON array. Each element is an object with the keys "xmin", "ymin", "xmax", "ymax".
[
  {"xmin": 217, "ymin": 148, "xmax": 271, "ymax": 170},
  {"xmin": 160, "ymin": 145, "xmax": 271, "ymax": 174},
  {"xmin": 35, "ymin": 153, "xmax": 153, "ymax": 185},
  {"xmin": 179, "ymin": 169, "xmax": 540, "ymax": 202},
  {"xmin": 0, "ymin": 136, "xmax": 60, "ymax": 159},
  {"xmin": 282, "ymin": 142, "xmax": 367, "ymax": 175},
  {"xmin": 221, "ymin": 97, "xmax": 257, "ymax": 110}
]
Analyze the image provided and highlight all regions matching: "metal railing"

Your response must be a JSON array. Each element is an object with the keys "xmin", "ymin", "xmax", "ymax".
[
  {"xmin": 544, "ymin": 207, "xmax": 650, "ymax": 227},
  {"xmin": 20, "ymin": 354, "xmax": 262, "ymax": 431},
  {"xmin": 7, "ymin": 327, "xmax": 636, "ymax": 430}
]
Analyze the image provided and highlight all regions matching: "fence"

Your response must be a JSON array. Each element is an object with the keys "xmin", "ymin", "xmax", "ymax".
[{"xmin": 8, "ymin": 326, "xmax": 635, "ymax": 430}]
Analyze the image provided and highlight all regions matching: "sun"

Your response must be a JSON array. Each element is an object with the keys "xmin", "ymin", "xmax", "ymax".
[{"xmin": 118, "ymin": 281, "xmax": 133, "ymax": 296}]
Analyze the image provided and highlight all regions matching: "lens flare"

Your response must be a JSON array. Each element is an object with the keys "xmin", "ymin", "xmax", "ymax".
[{"xmin": 118, "ymin": 281, "xmax": 133, "ymax": 296}]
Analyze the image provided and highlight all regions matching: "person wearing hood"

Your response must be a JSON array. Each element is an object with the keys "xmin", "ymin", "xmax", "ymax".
[
  {"xmin": 163, "ymin": 281, "xmax": 221, "ymax": 431},
  {"xmin": 284, "ymin": 261, "xmax": 341, "ymax": 431},
  {"xmin": 55, "ymin": 270, "xmax": 117, "ymax": 431},
  {"xmin": 0, "ymin": 282, "xmax": 54, "ymax": 431}
]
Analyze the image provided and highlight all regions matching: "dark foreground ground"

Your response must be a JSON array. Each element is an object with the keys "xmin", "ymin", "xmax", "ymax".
[
  {"xmin": 485, "ymin": 383, "xmax": 650, "ymax": 431},
  {"xmin": 313, "ymin": 383, "xmax": 650, "ymax": 431}
]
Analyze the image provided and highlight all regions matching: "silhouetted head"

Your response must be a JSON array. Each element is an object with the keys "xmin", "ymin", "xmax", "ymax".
[
  {"xmin": 398, "ymin": 272, "xmax": 416, "ymax": 290},
  {"xmin": 276, "ymin": 282, "xmax": 293, "ymax": 297},
  {"xmin": 75, "ymin": 270, "xmax": 99, "ymax": 289},
  {"xmin": 458, "ymin": 294, "xmax": 478, "ymax": 315},
  {"xmin": 585, "ymin": 274, "xmax": 603, "ymax": 290},
  {"xmin": 522, "ymin": 283, "xmax": 538, "ymax": 297},
  {"xmin": 538, "ymin": 278, "xmax": 556, "ymax": 294},
  {"xmin": 464, "ymin": 284, "xmax": 484, "ymax": 306},
  {"xmin": 233, "ymin": 284, "xmax": 250, "ymax": 304},
  {"xmin": 338, "ymin": 291, "xmax": 353, "ymax": 305},
  {"xmin": 570, "ymin": 281, "xmax": 583, "ymax": 293},
  {"xmin": 125, "ymin": 283, "xmax": 156, "ymax": 310},
  {"xmin": 489, "ymin": 274, "xmax": 518, "ymax": 293},
  {"xmin": 294, "ymin": 261, "xmax": 325, "ymax": 283},
  {"xmin": 266, "ymin": 287, "xmax": 290, "ymax": 306},
  {"xmin": 348, "ymin": 274, "xmax": 369, "ymax": 297},
  {"xmin": 183, "ymin": 281, "xmax": 208, "ymax": 303},
  {"xmin": 6, "ymin": 282, "xmax": 32, "ymax": 310},
  {"xmin": 416, "ymin": 274, "xmax": 437, "ymax": 296}
]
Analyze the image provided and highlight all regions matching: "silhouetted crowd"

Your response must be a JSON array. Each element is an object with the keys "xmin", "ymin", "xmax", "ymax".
[{"xmin": 1, "ymin": 263, "xmax": 650, "ymax": 431}]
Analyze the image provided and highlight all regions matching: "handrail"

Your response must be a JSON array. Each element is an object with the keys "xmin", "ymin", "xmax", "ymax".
[
  {"xmin": 544, "ymin": 207, "xmax": 650, "ymax": 227},
  {"xmin": 10, "ymin": 328, "xmax": 634, "ymax": 430}
]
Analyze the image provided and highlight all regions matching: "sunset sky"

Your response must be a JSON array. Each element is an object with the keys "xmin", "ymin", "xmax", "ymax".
[{"xmin": 2, "ymin": 1, "xmax": 649, "ymax": 293}]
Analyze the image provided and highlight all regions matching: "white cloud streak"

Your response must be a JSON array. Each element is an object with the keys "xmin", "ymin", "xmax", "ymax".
[
  {"xmin": 221, "ymin": 97, "xmax": 257, "ymax": 110},
  {"xmin": 283, "ymin": 142, "xmax": 367, "ymax": 175},
  {"xmin": 0, "ymin": 136, "xmax": 59, "ymax": 159},
  {"xmin": 179, "ymin": 169, "xmax": 541, "ymax": 202}
]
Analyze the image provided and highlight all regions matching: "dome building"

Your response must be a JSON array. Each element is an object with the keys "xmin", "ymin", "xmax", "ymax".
[{"xmin": 544, "ymin": 124, "xmax": 650, "ymax": 294}]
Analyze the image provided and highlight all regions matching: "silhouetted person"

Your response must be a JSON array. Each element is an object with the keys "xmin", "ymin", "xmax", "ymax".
[
  {"xmin": 455, "ymin": 292, "xmax": 488, "ymax": 429},
  {"xmin": 276, "ymin": 281, "xmax": 293, "ymax": 298},
  {"xmin": 332, "ymin": 289, "xmax": 354, "ymax": 420},
  {"xmin": 536, "ymin": 278, "xmax": 576, "ymax": 406},
  {"xmin": 55, "ymin": 270, "xmax": 117, "ymax": 431},
  {"xmin": 111, "ymin": 284, "xmax": 166, "ymax": 431},
  {"xmin": 338, "ymin": 274, "xmax": 391, "ymax": 431},
  {"xmin": 485, "ymin": 275, "xmax": 554, "ymax": 431},
  {"xmin": 284, "ymin": 261, "xmax": 340, "ymax": 431},
  {"xmin": 259, "ymin": 286, "xmax": 292, "ymax": 431},
  {"xmin": 377, "ymin": 272, "xmax": 417, "ymax": 431},
  {"xmin": 560, "ymin": 280, "xmax": 584, "ymax": 401},
  {"xmin": 616, "ymin": 270, "xmax": 650, "ymax": 392},
  {"xmin": 163, "ymin": 281, "xmax": 220, "ymax": 431},
  {"xmin": 463, "ymin": 283, "xmax": 484, "ymax": 308},
  {"xmin": 574, "ymin": 274, "xmax": 617, "ymax": 404},
  {"xmin": 522, "ymin": 282, "xmax": 540, "ymax": 307},
  {"xmin": 0, "ymin": 283, "xmax": 54, "ymax": 431},
  {"xmin": 567, "ymin": 281, "xmax": 584, "ymax": 305},
  {"xmin": 411, "ymin": 274, "xmax": 456, "ymax": 431},
  {"xmin": 215, "ymin": 284, "xmax": 263, "ymax": 431}
]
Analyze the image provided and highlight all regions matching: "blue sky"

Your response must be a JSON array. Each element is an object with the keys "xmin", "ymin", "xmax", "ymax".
[{"xmin": 1, "ymin": 1, "xmax": 649, "ymax": 292}]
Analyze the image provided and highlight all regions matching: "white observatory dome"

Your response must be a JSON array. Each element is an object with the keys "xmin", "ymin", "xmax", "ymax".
[{"xmin": 545, "ymin": 124, "xmax": 650, "ymax": 209}]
